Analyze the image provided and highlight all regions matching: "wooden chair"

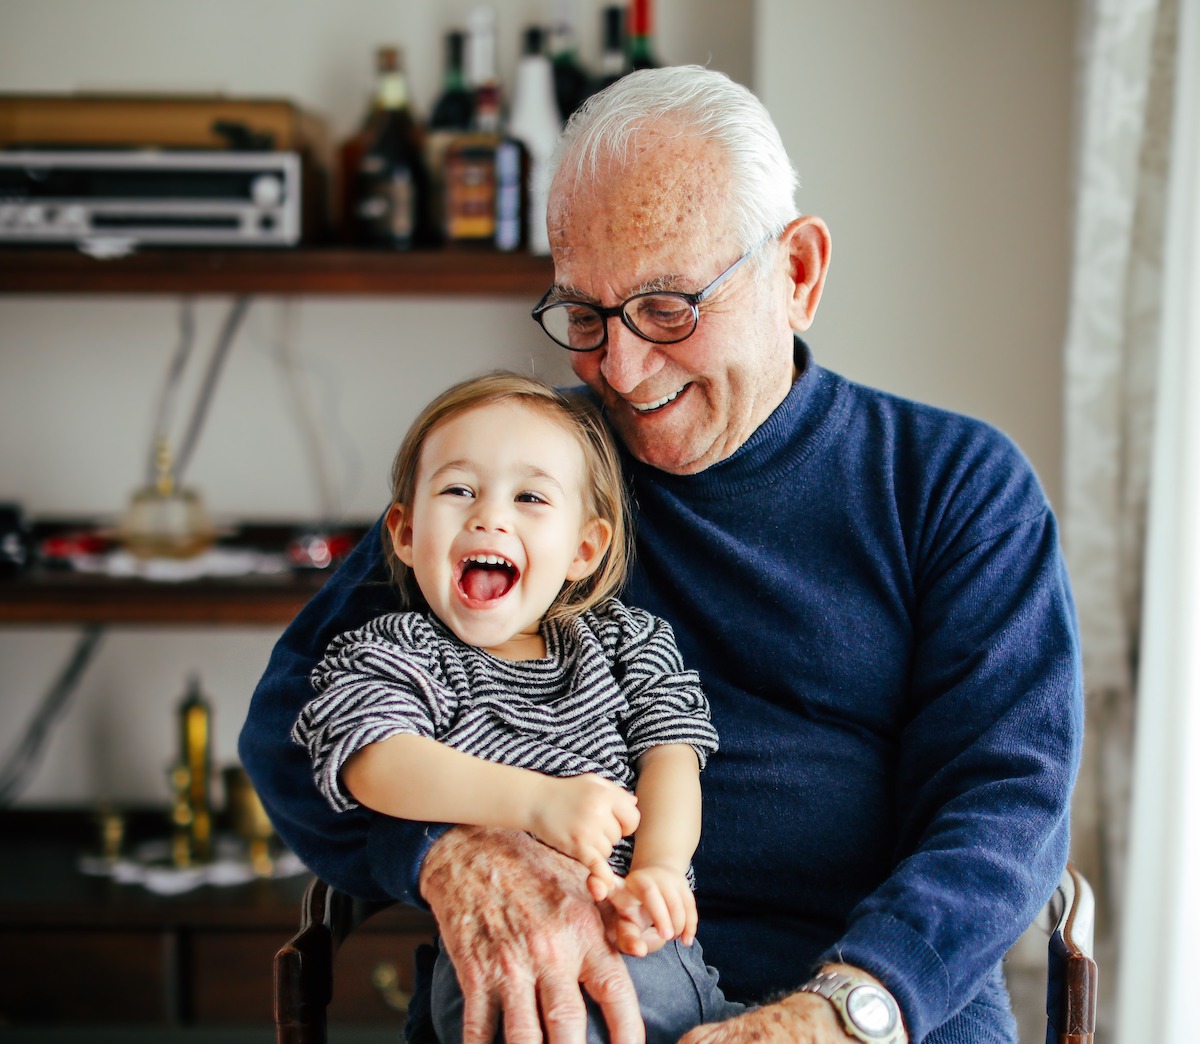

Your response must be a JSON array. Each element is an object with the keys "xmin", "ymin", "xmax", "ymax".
[
  {"xmin": 274, "ymin": 877, "xmax": 420, "ymax": 1044},
  {"xmin": 274, "ymin": 865, "xmax": 1099, "ymax": 1044},
  {"xmin": 1043, "ymin": 863, "xmax": 1098, "ymax": 1044}
]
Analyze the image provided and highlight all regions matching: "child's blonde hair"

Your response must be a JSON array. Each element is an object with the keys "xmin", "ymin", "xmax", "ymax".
[{"xmin": 384, "ymin": 371, "xmax": 630, "ymax": 623}]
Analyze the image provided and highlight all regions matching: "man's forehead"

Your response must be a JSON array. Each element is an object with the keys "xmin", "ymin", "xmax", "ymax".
[{"xmin": 548, "ymin": 141, "xmax": 734, "ymax": 296}]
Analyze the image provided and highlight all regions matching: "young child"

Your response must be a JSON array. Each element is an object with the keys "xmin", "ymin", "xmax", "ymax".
[{"xmin": 292, "ymin": 372, "xmax": 743, "ymax": 1043}]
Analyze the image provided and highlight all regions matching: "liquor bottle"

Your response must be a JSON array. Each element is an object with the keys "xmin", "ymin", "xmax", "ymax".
[
  {"xmin": 336, "ymin": 47, "xmax": 390, "ymax": 242},
  {"xmin": 429, "ymin": 30, "xmax": 475, "ymax": 131},
  {"xmin": 591, "ymin": 5, "xmax": 627, "ymax": 94},
  {"xmin": 426, "ymin": 31, "xmax": 475, "ymax": 246},
  {"xmin": 508, "ymin": 26, "xmax": 562, "ymax": 254},
  {"xmin": 628, "ymin": 0, "xmax": 660, "ymax": 70},
  {"xmin": 353, "ymin": 46, "xmax": 431, "ymax": 249},
  {"xmin": 549, "ymin": 0, "xmax": 591, "ymax": 121},
  {"xmin": 443, "ymin": 5, "xmax": 527, "ymax": 251}
]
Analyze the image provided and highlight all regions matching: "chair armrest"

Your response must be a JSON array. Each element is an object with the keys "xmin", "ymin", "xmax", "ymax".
[{"xmin": 1045, "ymin": 863, "xmax": 1099, "ymax": 1044}]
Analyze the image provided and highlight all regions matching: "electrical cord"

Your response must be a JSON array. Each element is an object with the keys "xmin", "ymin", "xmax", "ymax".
[
  {"xmin": 272, "ymin": 299, "xmax": 340, "ymax": 523},
  {"xmin": 174, "ymin": 295, "xmax": 251, "ymax": 486},
  {"xmin": 146, "ymin": 296, "xmax": 196, "ymax": 487},
  {"xmin": 0, "ymin": 626, "xmax": 106, "ymax": 807}
]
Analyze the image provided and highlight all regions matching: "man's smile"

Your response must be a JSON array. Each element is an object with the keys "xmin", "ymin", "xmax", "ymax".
[{"xmin": 630, "ymin": 385, "xmax": 689, "ymax": 413}]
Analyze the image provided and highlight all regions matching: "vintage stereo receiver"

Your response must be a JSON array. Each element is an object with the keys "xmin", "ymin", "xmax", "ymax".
[{"xmin": 0, "ymin": 149, "xmax": 303, "ymax": 246}]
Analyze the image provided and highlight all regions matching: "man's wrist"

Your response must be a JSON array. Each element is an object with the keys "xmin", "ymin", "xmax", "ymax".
[{"xmin": 797, "ymin": 964, "xmax": 907, "ymax": 1044}]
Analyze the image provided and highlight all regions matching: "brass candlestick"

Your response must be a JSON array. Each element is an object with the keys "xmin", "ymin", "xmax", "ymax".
[
  {"xmin": 176, "ymin": 675, "xmax": 213, "ymax": 864},
  {"xmin": 224, "ymin": 765, "xmax": 275, "ymax": 877}
]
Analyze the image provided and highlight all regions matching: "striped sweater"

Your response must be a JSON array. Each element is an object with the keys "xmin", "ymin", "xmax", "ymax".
[{"xmin": 293, "ymin": 597, "xmax": 719, "ymax": 877}]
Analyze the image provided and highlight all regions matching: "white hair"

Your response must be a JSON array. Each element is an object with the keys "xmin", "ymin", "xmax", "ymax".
[{"xmin": 550, "ymin": 65, "xmax": 801, "ymax": 253}]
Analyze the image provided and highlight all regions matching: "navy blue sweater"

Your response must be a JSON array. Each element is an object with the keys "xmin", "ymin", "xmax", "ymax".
[{"xmin": 239, "ymin": 343, "xmax": 1082, "ymax": 1042}]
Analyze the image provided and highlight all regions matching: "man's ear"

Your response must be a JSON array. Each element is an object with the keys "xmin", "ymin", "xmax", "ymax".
[
  {"xmin": 566, "ymin": 518, "xmax": 614, "ymax": 582},
  {"xmin": 780, "ymin": 215, "xmax": 832, "ymax": 332},
  {"xmin": 386, "ymin": 503, "xmax": 415, "ymax": 566}
]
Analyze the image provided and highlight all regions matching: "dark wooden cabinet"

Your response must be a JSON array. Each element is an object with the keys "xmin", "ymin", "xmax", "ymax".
[{"xmin": 0, "ymin": 811, "xmax": 435, "ymax": 1032}]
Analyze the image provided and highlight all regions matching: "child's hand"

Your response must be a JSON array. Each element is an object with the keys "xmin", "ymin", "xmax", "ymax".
[
  {"xmin": 528, "ymin": 773, "xmax": 639, "ymax": 894},
  {"xmin": 605, "ymin": 865, "xmax": 697, "ymax": 957}
]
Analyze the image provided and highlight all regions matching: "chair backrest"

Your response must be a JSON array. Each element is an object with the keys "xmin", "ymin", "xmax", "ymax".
[
  {"xmin": 274, "ymin": 877, "xmax": 393, "ymax": 1044},
  {"xmin": 1044, "ymin": 863, "xmax": 1098, "ymax": 1044}
]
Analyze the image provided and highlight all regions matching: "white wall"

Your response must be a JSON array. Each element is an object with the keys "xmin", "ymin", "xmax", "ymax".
[
  {"xmin": 0, "ymin": 0, "xmax": 1074, "ymax": 809},
  {"xmin": 0, "ymin": 0, "xmax": 753, "ymax": 806},
  {"xmin": 759, "ymin": 1, "xmax": 1074, "ymax": 508}
]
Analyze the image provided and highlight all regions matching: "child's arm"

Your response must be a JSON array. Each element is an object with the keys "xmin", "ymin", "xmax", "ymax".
[
  {"xmin": 342, "ymin": 733, "xmax": 640, "ymax": 891},
  {"xmin": 600, "ymin": 742, "xmax": 702, "ymax": 956}
]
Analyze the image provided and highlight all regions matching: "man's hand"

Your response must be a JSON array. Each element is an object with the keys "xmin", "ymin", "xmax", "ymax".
[
  {"xmin": 528, "ymin": 773, "xmax": 640, "ymax": 897},
  {"xmin": 420, "ymin": 824, "xmax": 645, "ymax": 1044},
  {"xmin": 678, "ymin": 964, "xmax": 909, "ymax": 1044}
]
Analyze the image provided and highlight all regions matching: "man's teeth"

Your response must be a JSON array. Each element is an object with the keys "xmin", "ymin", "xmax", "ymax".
[
  {"xmin": 465, "ymin": 553, "xmax": 514, "ymax": 568},
  {"xmin": 632, "ymin": 388, "xmax": 683, "ymax": 413}
]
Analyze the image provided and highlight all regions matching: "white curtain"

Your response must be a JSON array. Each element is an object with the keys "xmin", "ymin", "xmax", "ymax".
[
  {"xmin": 1115, "ymin": 0, "xmax": 1200, "ymax": 1037},
  {"xmin": 1061, "ymin": 0, "xmax": 1182, "ymax": 1038}
]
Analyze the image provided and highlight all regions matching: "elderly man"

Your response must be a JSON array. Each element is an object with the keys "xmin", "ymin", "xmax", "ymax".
[{"xmin": 240, "ymin": 66, "xmax": 1082, "ymax": 1044}]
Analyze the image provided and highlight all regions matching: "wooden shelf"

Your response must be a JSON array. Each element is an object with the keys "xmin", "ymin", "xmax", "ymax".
[
  {"xmin": 0, "ymin": 246, "xmax": 554, "ymax": 296},
  {"xmin": 0, "ymin": 570, "xmax": 329, "ymax": 626},
  {"xmin": 0, "ymin": 520, "xmax": 367, "ymax": 627}
]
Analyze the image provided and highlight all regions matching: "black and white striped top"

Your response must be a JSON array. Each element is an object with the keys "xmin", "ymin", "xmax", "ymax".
[{"xmin": 293, "ymin": 598, "xmax": 718, "ymax": 878}]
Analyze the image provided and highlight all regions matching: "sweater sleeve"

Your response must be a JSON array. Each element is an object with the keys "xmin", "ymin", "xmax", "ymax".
[
  {"xmin": 822, "ymin": 500, "xmax": 1083, "ymax": 1041},
  {"xmin": 237, "ymin": 517, "xmax": 450, "ymax": 905},
  {"xmin": 295, "ymin": 615, "xmax": 456, "ymax": 813}
]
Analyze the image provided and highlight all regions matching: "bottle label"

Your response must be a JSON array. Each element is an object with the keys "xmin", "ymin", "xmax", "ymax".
[
  {"xmin": 387, "ymin": 170, "xmax": 415, "ymax": 240},
  {"xmin": 445, "ymin": 139, "xmax": 498, "ymax": 240},
  {"xmin": 357, "ymin": 166, "xmax": 415, "ymax": 245}
]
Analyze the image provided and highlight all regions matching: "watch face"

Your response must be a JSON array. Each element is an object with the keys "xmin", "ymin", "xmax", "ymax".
[{"xmin": 846, "ymin": 985, "xmax": 898, "ymax": 1036}]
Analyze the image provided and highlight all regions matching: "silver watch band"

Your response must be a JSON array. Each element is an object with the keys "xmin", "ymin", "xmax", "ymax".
[{"xmin": 799, "ymin": 970, "xmax": 905, "ymax": 1044}]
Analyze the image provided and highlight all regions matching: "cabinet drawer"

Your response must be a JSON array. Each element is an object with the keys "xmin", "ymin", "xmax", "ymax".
[
  {"xmin": 189, "ymin": 928, "xmax": 428, "ymax": 1026},
  {"xmin": 0, "ymin": 928, "xmax": 173, "ymax": 1024},
  {"xmin": 189, "ymin": 929, "xmax": 280, "ymax": 1023},
  {"xmin": 327, "ymin": 930, "xmax": 426, "ymax": 1025}
]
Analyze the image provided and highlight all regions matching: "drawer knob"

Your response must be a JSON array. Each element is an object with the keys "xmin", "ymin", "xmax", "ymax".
[{"xmin": 371, "ymin": 961, "xmax": 412, "ymax": 1013}]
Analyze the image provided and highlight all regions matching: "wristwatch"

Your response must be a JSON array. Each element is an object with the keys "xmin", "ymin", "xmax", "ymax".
[{"xmin": 798, "ymin": 970, "xmax": 905, "ymax": 1043}]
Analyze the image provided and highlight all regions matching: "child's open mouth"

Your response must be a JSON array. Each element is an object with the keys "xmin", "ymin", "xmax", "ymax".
[{"xmin": 457, "ymin": 553, "xmax": 519, "ymax": 603}]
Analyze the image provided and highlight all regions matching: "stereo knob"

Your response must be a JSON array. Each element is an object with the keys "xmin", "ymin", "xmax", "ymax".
[{"xmin": 251, "ymin": 174, "xmax": 284, "ymax": 207}]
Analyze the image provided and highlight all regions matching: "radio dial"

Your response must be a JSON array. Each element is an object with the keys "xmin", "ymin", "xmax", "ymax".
[{"xmin": 251, "ymin": 174, "xmax": 284, "ymax": 207}]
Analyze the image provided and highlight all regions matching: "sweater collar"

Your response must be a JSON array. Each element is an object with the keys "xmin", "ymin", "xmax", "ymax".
[{"xmin": 621, "ymin": 337, "xmax": 844, "ymax": 497}]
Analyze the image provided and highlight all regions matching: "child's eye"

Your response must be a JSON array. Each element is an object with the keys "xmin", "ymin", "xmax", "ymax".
[
  {"xmin": 440, "ymin": 485, "xmax": 474, "ymax": 498},
  {"xmin": 515, "ymin": 491, "xmax": 548, "ymax": 505}
]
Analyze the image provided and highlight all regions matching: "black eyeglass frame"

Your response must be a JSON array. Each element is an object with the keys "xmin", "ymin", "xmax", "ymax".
[{"xmin": 530, "ymin": 234, "xmax": 774, "ymax": 353}]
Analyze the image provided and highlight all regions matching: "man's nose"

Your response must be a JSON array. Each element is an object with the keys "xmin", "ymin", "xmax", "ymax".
[{"xmin": 600, "ymin": 320, "xmax": 664, "ymax": 394}]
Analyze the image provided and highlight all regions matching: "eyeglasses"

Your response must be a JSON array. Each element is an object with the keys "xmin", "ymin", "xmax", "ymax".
[{"xmin": 531, "ymin": 235, "xmax": 773, "ymax": 353}]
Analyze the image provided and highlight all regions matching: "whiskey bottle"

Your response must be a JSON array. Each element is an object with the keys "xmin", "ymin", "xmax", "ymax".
[
  {"xmin": 353, "ymin": 46, "xmax": 431, "ymax": 249},
  {"xmin": 426, "ymin": 30, "xmax": 476, "ymax": 246},
  {"xmin": 443, "ymin": 5, "xmax": 527, "ymax": 251}
]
